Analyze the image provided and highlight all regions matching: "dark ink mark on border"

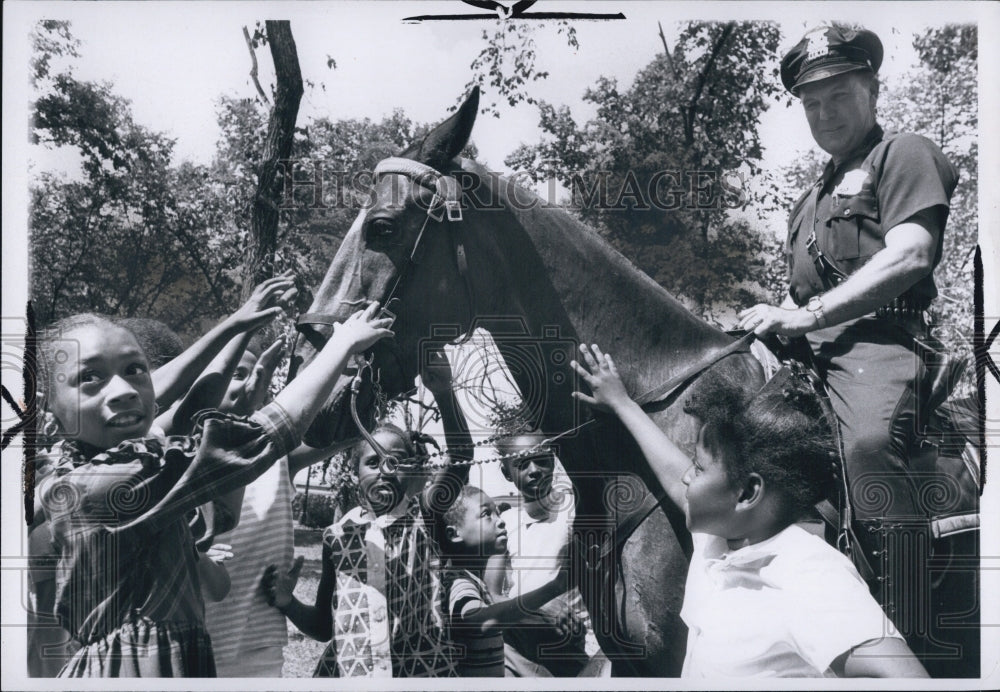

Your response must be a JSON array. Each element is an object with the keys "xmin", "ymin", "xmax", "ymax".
[
  {"xmin": 973, "ymin": 247, "xmax": 988, "ymax": 492},
  {"xmin": 23, "ymin": 302, "xmax": 38, "ymax": 525},
  {"xmin": 0, "ymin": 384, "xmax": 27, "ymax": 451},
  {"xmin": 404, "ymin": 0, "xmax": 625, "ymax": 22}
]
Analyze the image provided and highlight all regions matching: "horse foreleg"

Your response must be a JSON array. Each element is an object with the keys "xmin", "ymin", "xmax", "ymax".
[{"xmin": 579, "ymin": 505, "xmax": 689, "ymax": 677}]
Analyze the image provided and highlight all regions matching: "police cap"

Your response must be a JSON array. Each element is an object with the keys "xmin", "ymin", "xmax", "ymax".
[{"xmin": 781, "ymin": 25, "xmax": 883, "ymax": 95}]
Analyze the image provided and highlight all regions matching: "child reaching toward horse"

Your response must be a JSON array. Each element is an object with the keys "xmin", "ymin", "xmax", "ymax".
[
  {"xmin": 28, "ymin": 284, "xmax": 285, "ymax": 679},
  {"xmin": 36, "ymin": 302, "xmax": 392, "ymax": 677},
  {"xmin": 203, "ymin": 333, "xmax": 349, "ymax": 677},
  {"xmin": 571, "ymin": 344, "xmax": 928, "ymax": 679},
  {"xmin": 436, "ymin": 483, "xmax": 574, "ymax": 677},
  {"xmin": 262, "ymin": 349, "xmax": 473, "ymax": 678},
  {"xmin": 27, "ymin": 289, "xmax": 273, "ymax": 678}
]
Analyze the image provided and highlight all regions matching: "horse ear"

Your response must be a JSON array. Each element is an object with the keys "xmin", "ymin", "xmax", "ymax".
[{"xmin": 399, "ymin": 87, "xmax": 480, "ymax": 171}]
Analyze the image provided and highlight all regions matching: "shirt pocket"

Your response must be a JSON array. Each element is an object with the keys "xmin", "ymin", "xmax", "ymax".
[{"xmin": 825, "ymin": 190, "xmax": 880, "ymax": 261}]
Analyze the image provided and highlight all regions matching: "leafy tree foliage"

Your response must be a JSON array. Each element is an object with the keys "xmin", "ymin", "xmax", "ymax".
[
  {"xmin": 29, "ymin": 21, "xmax": 234, "ymax": 333},
  {"xmin": 28, "ymin": 20, "xmax": 479, "ymax": 340},
  {"xmin": 461, "ymin": 20, "xmax": 579, "ymax": 117},
  {"xmin": 504, "ymin": 21, "xmax": 787, "ymax": 321},
  {"xmin": 30, "ymin": 20, "xmax": 79, "ymax": 86}
]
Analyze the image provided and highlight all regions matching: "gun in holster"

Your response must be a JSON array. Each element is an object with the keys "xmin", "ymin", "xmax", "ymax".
[{"xmin": 911, "ymin": 331, "xmax": 966, "ymax": 430}]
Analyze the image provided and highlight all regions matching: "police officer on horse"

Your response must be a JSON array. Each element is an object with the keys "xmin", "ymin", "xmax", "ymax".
[{"xmin": 737, "ymin": 24, "xmax": 959, "ymax": 663}]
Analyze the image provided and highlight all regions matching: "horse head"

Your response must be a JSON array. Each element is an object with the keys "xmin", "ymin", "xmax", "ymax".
[{"xmin": 290, "ymin": 88, "xmax": 483, "ymax": 447}]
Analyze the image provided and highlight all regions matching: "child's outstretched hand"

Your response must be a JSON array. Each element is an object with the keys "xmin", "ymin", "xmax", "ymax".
[
  {"xmin": 228, "ymin": 272, "xmax": 298, "ymax": 333},
  {"xmin": 570, "ymin": 344, "xmax": 632, "ymax": 413},
  {"xmin": 333, "ymin": 302, "xmax": 395, "ymax": 354},
  {"xmin": 244, "ymin": 337, "xmax": 285, "ymax": 412},
  {"xmin": 261, "ymin": 555, "xmax": 304, "ymax": 611},
  {"xmin": 205, "ymin": 543, "xmax": 234, "ymax": 564}
]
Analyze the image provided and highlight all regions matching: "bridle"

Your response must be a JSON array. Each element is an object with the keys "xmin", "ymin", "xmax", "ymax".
[{"xmin": 293, "ymin": 157, "xmax": 472, "ymax": 474}]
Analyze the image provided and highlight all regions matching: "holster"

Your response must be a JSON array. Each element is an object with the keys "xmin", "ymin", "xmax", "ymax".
[{"xmin": 911, "ymin": 332, "xmax": 967, "ymax": 432}]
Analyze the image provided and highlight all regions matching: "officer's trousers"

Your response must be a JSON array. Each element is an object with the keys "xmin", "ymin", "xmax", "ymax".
[
  {"xmin": 806, "ymin": 315, "xmax": 926, "ymax": 521},
  {"xmin": 807, "ymin": 316, "xmax": 933, "ymax": 659}
]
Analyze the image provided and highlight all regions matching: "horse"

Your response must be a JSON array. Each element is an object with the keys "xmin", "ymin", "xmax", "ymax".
[{"xmin": 288, "ymin": 87, "xmax": 765, "ymax": 676}]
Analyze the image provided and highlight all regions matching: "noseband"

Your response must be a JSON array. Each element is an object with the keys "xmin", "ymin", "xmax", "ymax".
[{"xmin": 293, "ymin": 157, "xmax": 473, "ymax": 473}]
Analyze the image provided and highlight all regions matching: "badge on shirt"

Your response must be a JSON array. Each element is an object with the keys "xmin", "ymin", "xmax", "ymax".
[{"xmin": 832, "ymin": 169, "xmax": 870, "ymax": 201}]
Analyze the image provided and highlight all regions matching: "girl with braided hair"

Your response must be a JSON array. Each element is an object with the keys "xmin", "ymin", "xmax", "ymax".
[
  {"xmin": 263, "ymin": 350, "xmax": 473, "ymax": 678},
  {"xmin": 571, "ymin": 343, "xmax": 927, "ymax": 678}
]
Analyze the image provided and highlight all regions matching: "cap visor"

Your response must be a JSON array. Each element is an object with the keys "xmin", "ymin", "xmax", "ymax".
[{"xmin": 793, "ymin": 64, "xmax": 869, "ymax": 94}]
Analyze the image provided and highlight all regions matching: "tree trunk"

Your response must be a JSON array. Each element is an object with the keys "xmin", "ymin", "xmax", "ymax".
[{"xmin": 241, "ymin": 20, "xmax": 303, "ymax": 301}]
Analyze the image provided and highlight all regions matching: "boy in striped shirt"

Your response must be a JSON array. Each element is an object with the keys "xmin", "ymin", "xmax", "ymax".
[
  {"xmin": 438, "ymin": 485, "xmax": 571, "ymax": 677},
  {"xmin": 202, "ymin": 335, "xmax": 345, "ymax": 676}
]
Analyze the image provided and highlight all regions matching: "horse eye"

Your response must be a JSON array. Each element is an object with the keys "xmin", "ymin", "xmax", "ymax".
[{"xmin": 369, "ymin": 219, "xmax": 397, "ymax": 239}]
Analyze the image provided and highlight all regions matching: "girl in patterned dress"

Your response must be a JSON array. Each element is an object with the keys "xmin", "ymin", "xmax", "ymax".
[
  {"xmin": 263, "ymin": 350, "xmax": 472, "ymax": 678},
  {"xmin": 35, "ymin": 302, "xmax": 393, "ymax": 677}
]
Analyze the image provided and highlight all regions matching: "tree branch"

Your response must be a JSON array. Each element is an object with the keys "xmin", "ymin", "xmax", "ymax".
[
  {"xmin": 241, "ymin": 20, "xmax": 304, "ymax": 301},
  {"xmin": 658, "ymin": 21, "xmax": 680, "ymax": 81},
  {"xmin": 683, "ymin": 22, "xmax": 735, "ymax": 146},
  {"xmin": 243, "ymin": 26, "xmax": 270, "ymax": 104}
]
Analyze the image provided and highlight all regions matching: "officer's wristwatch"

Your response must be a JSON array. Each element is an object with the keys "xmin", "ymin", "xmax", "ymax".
[{"xmin": 806, "ymin": 295, "xmax": 828, "ymax": 328}]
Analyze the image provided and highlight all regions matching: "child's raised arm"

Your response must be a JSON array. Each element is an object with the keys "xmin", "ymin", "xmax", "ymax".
[
  {"xmin": 456, "ymin": 553, "xmax": 569, "ymax": 634},
  {"xmin": 420, "ymin": 348, "xmax": 472, "ymax": 516},
  {"xmin": 262, "ymin": 553, "xmax": 334, "ymax": 642},
  {"xmin": 93, "ymin": 303, "xmax": 391, "ymax": 541},
  {"xmin": 158, "ymin": 334, "xmax": 285, "ymax": 436},
  {"xmin": 571, "ymin": 344, "xmax": 690, "ymax": 512},
  {"xmin": 151, "ymin": 273, "xmax": 295, "ymax": 411},
  {"xmin": 271, "ymin": 302, "xmax": 393, "ymax": 438},
  {"xmin": 287, "ymin": 439, "xmax": 353, "ymax": 479}
]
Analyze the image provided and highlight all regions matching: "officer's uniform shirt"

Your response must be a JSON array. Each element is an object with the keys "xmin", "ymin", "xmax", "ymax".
[{"xmin": 786, "ymin": 124, "xmax": 958, "ymax": 306}]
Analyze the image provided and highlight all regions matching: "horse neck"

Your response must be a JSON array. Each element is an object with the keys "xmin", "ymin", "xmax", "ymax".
[{"xmin": 468, "ymin": 176, "xmax": 733, "ymax": 402}]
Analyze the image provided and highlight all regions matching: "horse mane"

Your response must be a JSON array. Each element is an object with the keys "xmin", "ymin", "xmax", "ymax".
[{"xmin": 456, "ymin": 157, "xmax": 734, "ymax": 402}]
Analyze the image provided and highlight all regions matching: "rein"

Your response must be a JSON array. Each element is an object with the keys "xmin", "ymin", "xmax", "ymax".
[{"xmin": 349, "ymin": 353, "xmax": 401, "ymax": 475}]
